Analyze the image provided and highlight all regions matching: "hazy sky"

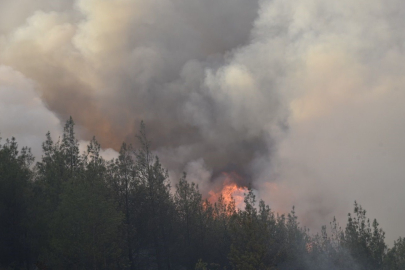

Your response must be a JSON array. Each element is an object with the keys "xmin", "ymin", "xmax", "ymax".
[{"xmin": 1, "ymin": 0, "xmax": 405, "ymax": 244}]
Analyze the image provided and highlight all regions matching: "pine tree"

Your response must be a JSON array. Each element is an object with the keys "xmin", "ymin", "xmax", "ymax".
[
  {"xmin": 343, "ymin": 202, "xmax": 387, "ymax": 270},
  {"xmin": 135, "ymin": 121, "xmax": 174, "ymax": 270},
  {"xmin": 174, "ymin": 174, "xmax": 204, "ymax": 268},
  {"xmin": 384, "ymin": 237, "xmax": 405, "ymax": 270},
  {"xmin": 0, "ymin": 137, "xmax": 34, "ymax": 269},
  {"xmin": 229, "ymin": 188, "xmax": 267, "ymax": 270},
  {"xmin": 107, "ymin": 142, "xmax": 138, "ymax": 269},
  {"xmin": 49, "ymin": 136, "xmax": 123, "ymax": 269}
]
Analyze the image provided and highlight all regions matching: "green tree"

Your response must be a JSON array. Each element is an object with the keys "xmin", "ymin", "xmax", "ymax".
[
  {"xmin": 106, "ymin": 142, "xmax": 138, "ymax": 269},
  {"xmin": 229, "ymin": 188, "xmax": 267, "ymax": 270},
  {"xmin": 135, "ymin": 121, "xmax": 174, "ymax": 270},
  {"xmin": 49, "ymin": 137, "xmax": 123, "ymax": 270},
  {"xmin": 384, "ymin": 237, "xmax": 405, "ymax": 270},
  {"xmin": 32, "ymin": 117, "xmax": 83, "ymax": 264},
  {"xmin": 343, "ymin": 202, "xmax": 387, "ymax": 270},
  {"xmin": 174, "ymin": 174, "xmax": 204, "ymax": 268},
  {"xmin": 0, "ymin": 137, "xmax": 34, "ymax": 269}
]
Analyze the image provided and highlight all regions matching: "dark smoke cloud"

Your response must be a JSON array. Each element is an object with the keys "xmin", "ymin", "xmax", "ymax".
[
  {"xmin": 0, "ymin": 0, "xmax": 264, "ymax": 176},
  {"xmin": 1, "ymin": 0, "xmax": 405, "ymax": 244}
]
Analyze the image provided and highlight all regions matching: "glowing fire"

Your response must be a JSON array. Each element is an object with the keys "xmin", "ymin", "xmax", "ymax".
[{"xmin": 208, "ymin": 172, "xmax": 248, "ymax": 209}]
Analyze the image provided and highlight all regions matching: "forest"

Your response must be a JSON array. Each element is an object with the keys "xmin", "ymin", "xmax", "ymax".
[{"xmin": 0, "ymin": 117, "xmax": 404, "ymax": 270}]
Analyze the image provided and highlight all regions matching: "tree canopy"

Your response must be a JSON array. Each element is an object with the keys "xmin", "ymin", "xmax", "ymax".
[{"xmin": 0, "ymin": 118, "xmax": 403, "ymax": 270}]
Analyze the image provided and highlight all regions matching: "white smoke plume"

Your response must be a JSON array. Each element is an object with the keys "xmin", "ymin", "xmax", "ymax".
[{"xmin": 1, "ymin": 0, "xmax": 405, "ymax": 244}]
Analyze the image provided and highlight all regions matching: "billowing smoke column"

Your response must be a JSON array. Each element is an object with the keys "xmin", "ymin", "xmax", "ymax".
[
  {"xmin": 2, "ymin": 0, "xmax": 405, "ymax": 244},
  {"xmin": 0, "ymin": 0, "xmax": 265, "ymax": 180}
]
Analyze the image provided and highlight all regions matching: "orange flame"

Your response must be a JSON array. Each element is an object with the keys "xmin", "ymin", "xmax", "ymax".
[{"xmin": 207, "ymin": 172, "xmax": 248, "ymax": 209}]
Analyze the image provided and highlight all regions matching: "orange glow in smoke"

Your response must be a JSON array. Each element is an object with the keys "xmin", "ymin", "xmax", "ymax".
[{"xmin": 208, "ymin": 172, "xmax": 248, "ymax": 209}]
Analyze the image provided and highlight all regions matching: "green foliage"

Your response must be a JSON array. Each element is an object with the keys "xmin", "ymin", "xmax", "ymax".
[
  {"xmin": 174, "ymin": 173, "xmax": 205, "ymax": 268},
  {"xmin": 48, "ymin": 136, "xmax": 123, "ymax": 269},
  {"xmin": 229, "ymin": 188, "xmax": 267, "ymax": 270},
  {"xmin": 342, "ymin": 202, "xmax": 387, "ymax": 269},
  {"xmin": 384, "ymin": 237, "xmax": 405, "ymax": 270},
  {"xmin": 50, "ymin": 175, "xmax": 123, "ymax": 269},
  {"xmin": 195, "ymin": 259, "xmax": 225, "ymax": 270},
  {"xmin": 0, "ymin": 137, "xmax": 34, "ymax": 269},
  {"xmin": 0, "ymin": 118, "xmax": 404, "ymax": 270},
  {"xmin": 195, "ymin": 259, "xmax": 208, "ymax": 270}
]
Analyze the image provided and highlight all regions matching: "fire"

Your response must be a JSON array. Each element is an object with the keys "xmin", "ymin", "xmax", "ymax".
[{"xmin": 207, "ymin": 172, "xmax": 248, "ymax": 209}]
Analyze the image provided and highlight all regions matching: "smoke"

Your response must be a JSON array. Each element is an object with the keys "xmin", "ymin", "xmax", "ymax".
[
  {"xmin": 0, "ymin": 65, "xmax": 61, "ymax": 156},
  {"xmin": 0, "ymin": 0, "xmax": 262, "ymax": 173},
  {"xmin": 248, "ymin": 0, "xmax": 405, "ymax": 244},
  {"xmin": 1, "ymin": 0, "xmax": 405, "ymax": 244}
]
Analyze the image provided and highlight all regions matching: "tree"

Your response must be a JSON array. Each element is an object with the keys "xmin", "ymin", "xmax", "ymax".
[
  {"xmin": 107, "ymin": 142, "xmax": 138, "ymax": 269},
  {"xmin": 2, "ymin": 117, "xmax": 403, "ymax": 270},
  {"xmin": 174, "ymin": 174, "xmax": 204, "ymax": 268},
  {"xmin": 229, "ymin": 188, "xmax": 267, "ymax": 270},
  {"xmin": 384, "ymin": 237, "xmax": 405, "ymax": 270},
  {"xmin": 61, "ymin": 116, "xmax": 81, "ymax": 176},
  {"xmin": 49, "ymin": 137, "xmax": 123, "ymax": 270},
  {"xmin": 135, "ymin": 121, "xmax": 174, "ymax": 270},
  {"xmin": 33, "ymin": 118, "xmax": 83, "ymax": 265},
  {"xmin": 0, "ymin": 137, "xmax": 34, "ymax": 269},
  {"xmin": 343, "ymin": 202, "xmax": 387, "ymax": 270}
]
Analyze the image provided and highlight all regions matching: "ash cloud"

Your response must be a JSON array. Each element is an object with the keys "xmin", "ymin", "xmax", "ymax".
[{"xmin": 1, "ymin": 0, "xmax": 405, "ymax": 244}]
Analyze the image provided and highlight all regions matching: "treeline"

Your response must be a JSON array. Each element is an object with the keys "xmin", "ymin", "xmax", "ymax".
[{"xmin": 0, "ymin": 118, "xmax": 404, "ymax": 270}]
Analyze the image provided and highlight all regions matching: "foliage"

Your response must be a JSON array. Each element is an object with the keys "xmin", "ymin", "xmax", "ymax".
[
  {"xmin": 0, "ymin": 118, "xmax": 403, "ymax": 270},
  {"xmin": 0, "ymin": 137, "xmax": 34, "ymax": 269}
]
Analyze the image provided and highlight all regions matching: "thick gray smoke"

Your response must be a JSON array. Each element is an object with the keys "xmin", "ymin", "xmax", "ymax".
[
  {"xmin": 0, "ymin": 0, "xmax": 263, "ymax": 178},
  {"xmin": 1, "ymin": 0, "xmax": 405, "ymax": 244}
]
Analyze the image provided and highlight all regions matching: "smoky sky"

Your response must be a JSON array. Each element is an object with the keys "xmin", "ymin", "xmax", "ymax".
[{"xmin": 1, "ymin": 0, "xmax": 405, "ymax": 244}]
